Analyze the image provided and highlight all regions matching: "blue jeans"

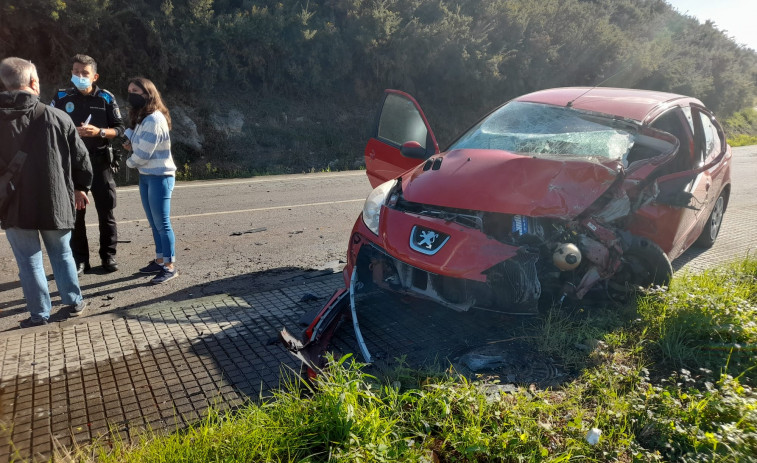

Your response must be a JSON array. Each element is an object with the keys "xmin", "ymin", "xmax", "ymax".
[
  {"xmin": 139, "ymin": 174, "xmax": 176, "ymax": 263},
  {"xmin": 5, "ymin": 228, "xmax": 84, "ymax": 322}
]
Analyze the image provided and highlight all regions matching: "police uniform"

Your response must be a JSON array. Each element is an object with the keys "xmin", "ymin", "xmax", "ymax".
[{"xmin": 51, "ymin": 85, "xmax": 125, "ymax": 270}]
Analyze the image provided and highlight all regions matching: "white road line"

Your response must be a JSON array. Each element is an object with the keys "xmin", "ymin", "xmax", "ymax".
[
  {"xmin": 161, "ymin": 198, "xmax": 364, "ymax": 223},
  {"xmin": 0, "ymin": 199, "xmax": 365, "ymax": 235},
  {"xmin": 118, "ymin": 171, "xmax": 366, "ymax": 192}
]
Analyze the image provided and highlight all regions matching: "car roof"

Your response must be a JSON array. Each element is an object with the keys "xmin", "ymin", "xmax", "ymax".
[{"xmin": 515, "ymin": 87, "xmax": 704, "ymax": 123}]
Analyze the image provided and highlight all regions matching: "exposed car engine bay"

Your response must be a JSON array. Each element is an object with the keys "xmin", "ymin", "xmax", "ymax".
[{"xmin": 354, "ymin": 184, "xmax": 672, "ymax": 314}]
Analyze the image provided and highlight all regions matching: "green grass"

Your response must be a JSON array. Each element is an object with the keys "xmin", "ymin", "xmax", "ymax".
[
  {"xmin": 58, "ymin": 258, "xmax": 757, "ymax": 462},
  {"xmin": 637, "ymin": 259, "xmax": 757, "ymax": 373},
  {"xmin": 724, "ymin": 107, "xmax": 757, "ymax": 147}
]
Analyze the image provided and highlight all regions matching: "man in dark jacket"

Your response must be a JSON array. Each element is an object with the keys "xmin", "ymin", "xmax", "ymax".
[
  {"xmin": 0, "ymin": 57, "xmax": 93, "ymax": 328},
  {"xmin": 51, "ymin": 54, "xmax": 125, "ymax": 273}
]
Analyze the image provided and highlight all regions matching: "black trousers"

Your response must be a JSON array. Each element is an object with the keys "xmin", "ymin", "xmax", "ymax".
[{"xmin": 71, "ymin": 161, "xmax": 117, "ymax": 264}]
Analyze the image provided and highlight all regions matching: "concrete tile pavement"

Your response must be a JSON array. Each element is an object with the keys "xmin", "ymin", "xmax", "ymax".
[
  {"xmin": 0, "ymin": 274, "xmax": 340, "ymax": 462},
  {"xmin": 673, "ymin": 203, "xmax": 757, "ymax": 274}
]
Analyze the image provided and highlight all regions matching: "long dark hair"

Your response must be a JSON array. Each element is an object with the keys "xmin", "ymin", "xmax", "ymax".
[{"xmin": 126, "ymin": 77, "xmax": 171, "ymax": 129}]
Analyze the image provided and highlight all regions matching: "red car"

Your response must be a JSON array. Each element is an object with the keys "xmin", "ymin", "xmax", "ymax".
[{"xmin": 281, "ymin": 87, "xmax": 732, "ymax": 366}]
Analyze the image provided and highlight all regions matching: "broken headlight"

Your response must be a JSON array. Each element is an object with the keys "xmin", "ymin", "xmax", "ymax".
[{"xmin": 362, "ymin": 179, "xmax": 398, "ymax": 235}]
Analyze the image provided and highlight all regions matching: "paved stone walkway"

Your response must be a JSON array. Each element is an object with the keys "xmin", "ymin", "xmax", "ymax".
[{"xmin": 0, "ymin": 274, "xmax": 338, "ymax": 462}]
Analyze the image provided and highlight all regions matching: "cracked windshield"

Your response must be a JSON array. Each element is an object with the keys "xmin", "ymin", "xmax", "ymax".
[{"xmin": 450, "ymin": 101, "xmax": 660, "ymax": 163}]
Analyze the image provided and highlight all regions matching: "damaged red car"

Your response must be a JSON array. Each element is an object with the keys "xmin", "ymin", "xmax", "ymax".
[{"xmin": 281, "ymin": 87, "xmax": 731, "ymax": 366}]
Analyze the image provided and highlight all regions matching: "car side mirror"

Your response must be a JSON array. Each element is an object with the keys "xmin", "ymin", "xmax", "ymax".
[
  {"xmin": 654, "ymin": 143, "xmax": 728, "ymax": 208},
  {"xmin": 656, "ymin": 172, "xmax": 697, "ymax": 207},
  {"xmin": 400, "ymin": 141, "xmax": 429, "ymax": 159}
]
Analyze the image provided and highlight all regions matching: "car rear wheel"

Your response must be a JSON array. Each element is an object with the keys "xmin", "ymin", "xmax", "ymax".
[
  {"xmin": 607, "ymin": 237, "xmax": 672, "ymax": 304},
  {"xmin": 695, "ymin": 192, "xmax": 726, "ymax": 248}
]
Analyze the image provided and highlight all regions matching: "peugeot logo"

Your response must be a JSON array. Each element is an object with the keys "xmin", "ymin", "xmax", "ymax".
[
  {"xmin": 410, "ymin": 226, "xmax": 450, "ymax": 255},
  {"xmin": 418, "ymin": 230, "xmax": 438, "ymax": 248}
]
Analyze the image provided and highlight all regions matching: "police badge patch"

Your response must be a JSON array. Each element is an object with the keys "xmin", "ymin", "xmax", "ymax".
[
  {"xmin": 65, "ymin": 102, "xmax": 75, "ymax": 113},
  {"xmin": 114, "ymin": 107, "xmax": 121, "ymax": 119}
]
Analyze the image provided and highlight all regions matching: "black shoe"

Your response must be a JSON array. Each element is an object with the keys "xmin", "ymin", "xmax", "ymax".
[
  {"xmin": 102, "ymin": 257, "xmax": 118, "ymax": 273},
  {"xmin": 76, "ymin": 262, "xmax": 90, "ymax": 275},
  {"xmin": 151, "ymin": 266, "xmax": 178, "ymax": 284},
  {"xmin": 139, "ymin": 260, "xmax": 165, "ymax": 273},
  {"xmin": 20, "ymin": 317, "xmax": 48, "ymax": 328}
]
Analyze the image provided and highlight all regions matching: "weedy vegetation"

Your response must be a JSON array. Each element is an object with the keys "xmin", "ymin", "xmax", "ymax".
[
  {"xmin": 724, "ymin": 107, "xmax": 757, "ymax": 147},
  {"xmin": 54, "ymin": 257, "xmax": 756, "ymax": 462},
  {"xmin": 727, "ymin": 134, "xmax": 757, "ymax": 147}
]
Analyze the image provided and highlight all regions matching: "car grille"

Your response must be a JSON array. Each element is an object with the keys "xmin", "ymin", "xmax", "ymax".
[
  {"xmin": 393, "ymin": 196, "xmax": 549, "ymax": 245},
  {"xmin": 394, "ymin": 197, "xmax": 484, "ymax": 230},
  {"xmin": 356, "ymin": 243, "xmax": 540, "ymax": 313}
]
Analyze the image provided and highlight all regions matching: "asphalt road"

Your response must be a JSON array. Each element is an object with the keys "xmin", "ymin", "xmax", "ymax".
[
  {"xmin": 0, "ymin": 146, "xmax": 755, "ymax": 332},
  {"xmin": 0, "ymin": 171, "xmax": 373, "ymax": 331}
]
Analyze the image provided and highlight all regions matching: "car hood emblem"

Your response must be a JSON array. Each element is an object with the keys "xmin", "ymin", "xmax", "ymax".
[{"xmin": 410, "ymin": 226, "xmax": 450, "ymax": 255}]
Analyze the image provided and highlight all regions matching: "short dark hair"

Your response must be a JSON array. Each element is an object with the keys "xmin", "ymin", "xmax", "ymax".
[{"xmin": 72, "ymin": 54, "xmax": 97, "ymax": 74}]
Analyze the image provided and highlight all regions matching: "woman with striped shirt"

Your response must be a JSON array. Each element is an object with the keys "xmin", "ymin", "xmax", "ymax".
[{"xmin": 123, "ymin": 77, "xmax": 178, "ymax": 284}]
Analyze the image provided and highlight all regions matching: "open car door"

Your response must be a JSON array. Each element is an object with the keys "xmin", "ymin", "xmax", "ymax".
[
  {"xmin": 628, "ymin": 105, "xmax": 730, "ymax": 259},
  {"xmin": 365, "ymin": 90, "xmax": 440, "ymax": 188}
]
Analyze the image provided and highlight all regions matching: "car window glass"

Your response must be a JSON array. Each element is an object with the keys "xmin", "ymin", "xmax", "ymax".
[
  {"xmin": 650, "ymin": 110, "xmax": 686, "ymax": 146},
  {"xmin": 449, "ymin": 101, "xmax": 674, "ymax": 163},
  {"xmin": 377, "ymin": 93, "xmax": 427, "ymax": 149},
  {"xmin": 697, "ymin": 111, "xmax": 722, "ymax": 160},
  {"xmin": 650, "ymin": 109, "xmax": 692, "ymax": 169}
]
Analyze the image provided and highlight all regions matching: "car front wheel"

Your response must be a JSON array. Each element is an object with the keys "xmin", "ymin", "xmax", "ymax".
[
  {"xmin": 695, "ymin": 192, "xmax": 726, "ymax": 248},
  {"xmin": 607, "ymin": 237, "xmax": 672, "ymax": 304}
]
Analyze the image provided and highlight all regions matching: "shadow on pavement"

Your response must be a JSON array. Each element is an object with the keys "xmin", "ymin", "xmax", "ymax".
[
  {"xmin": 672, "ymin": 245, "xmax": 710, "ymax": 271},
  {"xmin": 0, "ymin": 266, "xmax": 333, "ymax": 326},
  {"xmin": 113, "ymin": 267, "xmax": 342, "ymax": 397},
  {"xmin": 0, "ymin": 273, "xmax": 147, "ymax": 324}
]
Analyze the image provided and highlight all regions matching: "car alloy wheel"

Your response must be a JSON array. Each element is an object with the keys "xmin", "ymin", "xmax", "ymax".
[
  {"xmin": 695, "ymin": 193, "xmax": 726, "ymax": 248},
  {"xmin": 707, "ymin": 196, "xmax": 725, "ymax": 240}
]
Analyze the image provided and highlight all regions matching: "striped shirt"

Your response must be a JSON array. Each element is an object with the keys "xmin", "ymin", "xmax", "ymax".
[{"xmin": 125, "ymin": 110, "xmax": 176, "ymax": 176}]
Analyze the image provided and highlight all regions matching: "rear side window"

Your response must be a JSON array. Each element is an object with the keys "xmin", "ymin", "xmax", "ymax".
[{"xmin": 377, "ymin": 93, "xmax": 428, "ymax": 149}]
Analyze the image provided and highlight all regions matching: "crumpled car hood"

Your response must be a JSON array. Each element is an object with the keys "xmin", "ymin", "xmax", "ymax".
[{"xmin": 401, "ymin": 149, "xmax": 622, "ymax": 219}]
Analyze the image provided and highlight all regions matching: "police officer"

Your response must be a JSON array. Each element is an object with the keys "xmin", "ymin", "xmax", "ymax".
[{"xmin": 51, "ymin": 54, "xmax": 125, "ymax": 273}]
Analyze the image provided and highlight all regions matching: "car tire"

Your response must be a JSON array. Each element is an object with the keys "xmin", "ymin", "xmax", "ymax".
[
  {"xmin": 607, "ymin": 236, "xmax": 672, "ymax": 303},
  {"xmin": 694, "ymin": 192, "xmax": 727, "ymax": 249}
]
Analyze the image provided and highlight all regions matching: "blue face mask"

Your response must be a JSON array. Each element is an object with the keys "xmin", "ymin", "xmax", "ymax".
[{"xmin": 71, "ymin": 75, "xmax": 91, "ymax": 91}]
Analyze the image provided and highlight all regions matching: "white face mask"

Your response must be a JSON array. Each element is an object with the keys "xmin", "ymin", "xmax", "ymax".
[{"xmin": 71, "ymin": 75, "xmax": 91, "ymax": 91}]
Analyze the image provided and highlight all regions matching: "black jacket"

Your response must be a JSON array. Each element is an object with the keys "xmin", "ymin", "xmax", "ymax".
[
  {"xmin": 51, "ymin": 85, "xmax": 125, "ymax": 155},
  {"xmin": 0, "ymin": 91, "xmax": 93, "ymax": 230}
]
